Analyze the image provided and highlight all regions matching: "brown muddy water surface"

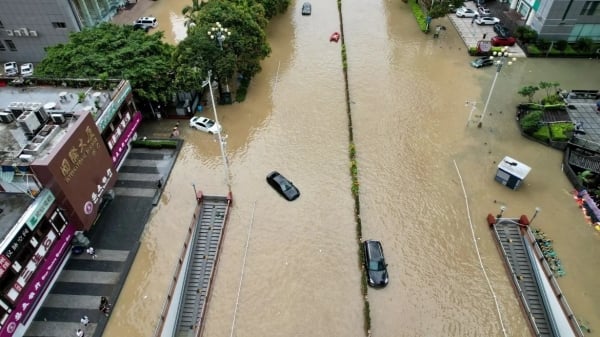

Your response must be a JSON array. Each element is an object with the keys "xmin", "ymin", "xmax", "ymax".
[{"xmin": 105, "ymin": 1, "xmax": 600, "ymax": 336}]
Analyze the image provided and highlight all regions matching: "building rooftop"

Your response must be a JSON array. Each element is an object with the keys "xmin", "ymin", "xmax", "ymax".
[
  {"xmin": 0, "ymin": 193, "xmax": 34, "ymax": 243},
  {"xmin": 0, "ymin": 83, "xmax": 113, "ymax": 165}
]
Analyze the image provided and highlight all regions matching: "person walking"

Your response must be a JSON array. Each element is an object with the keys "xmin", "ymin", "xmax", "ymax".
[
  {"xmin": 80, "ymin": 315, "xmax": 89, "ymax": 327},
  {"xmin": 86, "ymin": 247, "xmax": 96, "ymax": 259},
  {"xmin": 76, "ymin": 328, "xmax": 85, "ymax": 337},
  {"xmin": 99, "ymin": 296, "xmax": 111, "ymax": 316}
]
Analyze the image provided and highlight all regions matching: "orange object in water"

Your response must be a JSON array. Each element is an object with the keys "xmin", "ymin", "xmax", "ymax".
[{"xmin": 330, "ymin": 32, "xmax": 340, "ymax": 42}]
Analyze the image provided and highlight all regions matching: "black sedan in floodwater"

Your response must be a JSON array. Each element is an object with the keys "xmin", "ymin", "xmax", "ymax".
[
  {"xmin": 363, "ymin": 240, "xmax": 389, "ymax": 288},
  {"xmin": 266, "ymin": 171, "xmax": 300, "ymax": 201}
]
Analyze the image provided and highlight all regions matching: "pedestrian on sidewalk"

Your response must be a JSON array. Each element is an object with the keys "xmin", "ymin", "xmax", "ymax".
[
  {"xmin": 86, "ymin": 247, "xmax": 96, "ymax": 259},
  {"xmin": 76, "ymin": 328, "xmax": 85, "ymax": 337},
  {"xmin": 99, "ymin": 296, "xmax": 111, "ymax": 316},
  {"xmin": 80, "ymin": 315, "xmax": 89, "ymax": 327},
  {"xmin": 471, "ymin": 14, "xmax": 478, "ymax": 25}
]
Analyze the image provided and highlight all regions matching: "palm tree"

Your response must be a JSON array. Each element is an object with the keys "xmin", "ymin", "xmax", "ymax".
[{"xmin": 182, "ymin": 0, "xmax": 204, "ymax": 29}]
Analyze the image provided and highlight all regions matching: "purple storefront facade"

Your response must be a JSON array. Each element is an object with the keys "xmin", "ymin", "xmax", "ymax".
[{"xmin": 0, "ymin": 189, "xmax": 74, "ymax": 337}]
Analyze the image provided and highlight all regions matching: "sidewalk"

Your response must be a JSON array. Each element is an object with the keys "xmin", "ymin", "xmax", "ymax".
[
  {"xmin": 447, "ymin": 3, "xmax": 526, "ymax": 58},
  {"xmin": 25, "ymin": 141, "xmax": 182, "ymax": 337}
]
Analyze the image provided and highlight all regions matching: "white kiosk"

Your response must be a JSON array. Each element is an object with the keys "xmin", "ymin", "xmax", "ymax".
[{"xmin": 495, "ymin": 156, "xmax": 531, "ymax": 190}]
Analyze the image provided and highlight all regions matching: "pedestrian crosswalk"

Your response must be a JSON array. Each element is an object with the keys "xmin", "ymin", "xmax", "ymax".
[{"xmin": 25, "ymin": 249, "xmax": 129, "ymax": 337}]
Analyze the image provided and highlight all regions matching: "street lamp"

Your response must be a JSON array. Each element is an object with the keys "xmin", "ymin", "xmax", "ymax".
[
  {"xmin": 530, "ymin": 207, "xmax": 541, "ymax": 224},
  {"xmin": 478, "ymin": 47, "xmax": 516, "ymax": 128},
  {"xmin": 205, "ymin": 71, "xmax": 231, "ymax": 194},
  {"xmin": 208, "ymin": 22, "xmax": 231, "ymax": 50}
]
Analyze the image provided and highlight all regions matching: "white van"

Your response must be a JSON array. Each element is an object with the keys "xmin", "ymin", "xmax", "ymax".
[
  {"xmin": 133, "ymin": 17, "xmax": 158, "ymax": 29},
  {"xmin": 3, "ymin": 62, "xmax": 18, "ymax": 76}
]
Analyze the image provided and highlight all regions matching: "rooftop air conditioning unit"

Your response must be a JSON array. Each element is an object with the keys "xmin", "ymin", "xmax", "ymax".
[
  {"xmin": 17, "ymin": 111, "xmax": 41, "ymax": 135},
  {"xmin": 20, "ymin": 28, "xmax": 29, "ymax": 36},
  {"xmin": 5, "ymin": 30, "xmax": 13, "ymax": 37},
  {"xmin": 13, "ymin": 30, "xmax": 21, "ymax": 37},
  {"xmin": 29, "ymin": 30, "xmax": 37, "ymax": 37},
  {"xmin": 9, "ymin": 102, "xmax": 25, "ymax": 118},
  {"xmin": 19, "ymin": 154, "xmax": 34, "ymax": 163},
  {"xmin": 0, "ymin": 112, "xmax": 15, "ymax": 123},
  {"xmin": 50, "ymin": 114, "xmax": 66, "ymax": 125}
]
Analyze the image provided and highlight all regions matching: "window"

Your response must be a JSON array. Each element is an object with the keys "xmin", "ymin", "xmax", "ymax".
[
  {"xmin": 580, "ymin": 1, "xmax": 600, "ymax": 15},
  {"xmin": 52, "ymin": 22, "xmax": 67, "ymax": 28},
  {"xmin": 4, "ymin": 40, "xmax": 16, "ymax": 52},
  {"xmin": 0, "ymin": 41, "xmax": 5, "ymax": 52}
]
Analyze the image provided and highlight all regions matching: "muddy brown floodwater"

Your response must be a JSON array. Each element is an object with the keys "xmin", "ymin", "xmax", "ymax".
[{"xmin": 104, "ymin": 0, "xmax": 600, "ymax": 336}]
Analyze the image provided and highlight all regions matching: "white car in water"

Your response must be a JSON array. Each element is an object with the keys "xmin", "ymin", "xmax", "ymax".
[
  {"xmin": 20, "ymin": 63, "xmax": 34, "ymax": 77},
  {"xmin": 189, "ymin": 116, "xmax": 222, "ymax": 134},
  {"xmin": 455, "ymin": 7, "xmax": 477, "ymax": 18},
  {"xmin": 475, "ymin": 16, "xmax": 501, "ymax": 25}
]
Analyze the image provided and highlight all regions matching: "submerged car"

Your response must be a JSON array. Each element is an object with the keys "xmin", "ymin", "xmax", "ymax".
[
  {"xmin": 302, "ymin": 2, "xmax": 311, "ymax": 15},
  {"xmin": 363, "ymin": 240, "xmax": 389, "ymax": 288},
  {"xmin": 471, "ymin": 56, "xmax": 494, "ymax": 68},
  {"xmin": 20, "ymin": 63, "xmax": 34, "ymax": 77},
  {"xmin": 493, "ymin": 23, "xmax": 510, "ymax": 37},
  {"xmin": 491, "ymin": 36, "xmax": 516, "ymax": 46},
  {"xmin": 475, "ymin": 16, "xmax": 501, "ymax": 25},
  {"xmin": 455, "ymin": 7, "xmax": 477, "ymax": 18},
  {"xmin": 266, "ymin": 171, "xmax": 300, "ymax": 201},
  {"xmin": 478, "ymin": 6, "xmax": 491, "ymax": 16},
  {"xmin": 189, "ymin": 116, "xmax": 222, "ymax": 134}
]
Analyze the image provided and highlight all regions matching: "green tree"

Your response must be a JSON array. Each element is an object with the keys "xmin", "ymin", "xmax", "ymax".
[
  {"xmin": 174, "ymin": 0, "xmax": 271, "ymax": 92},
  {"xmin": 182, "ymin": 0, "xmax": 205, "ymax": 29},
  {"xmin": 252, "ymin": 0, "xmax": 291, "ymax": 19},
  {"xmin": 36, "ymin": 23, "xmax": 175, "ymax": 103},
  {"xmin": 555, "ymin": 40, "xmax": 568, "ymax": 52},
  {"xmin": 575, "ymin": 37, "xmax": 593, "ymax": 52},
  {"xmin": 518, "ymin": 85, "xmax": 539, "ymax": 103}
]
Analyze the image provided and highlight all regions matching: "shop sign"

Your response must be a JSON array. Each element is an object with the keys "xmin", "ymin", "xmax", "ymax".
[
  {"xmin": 9, "ymin": 232, "xmax": 57, "ymax": 302},
  {"xmin": 0, "ymin": 255, "xmax": 11, "ymax": 278},
  {"xmin": 107, "ymin": 112, "xmax": 132, "ymax": 150},
  {"xmin": 3, "ymin": 227, "xmax": 31, "ymax": 261},
  {"xmin": 96, "ymin": 82, "xmax": 131, "ymax": 132},
  {"xmin": 0, "ymin": 225, "xmax": 75, "ymax": 337},
  {"xmin": 85, "ymin": 168, "xmax": 114, "ymax": 213},
  {"xmin": 59, "ymin": 126, "xmax": 102, "ymax": 183},
  {"xmin": 24, "ymin": 189, "xmax": 55, "ymax": 230},
  {"xmin": 112, "ymin": 111, "xmax": 142, "ymax": 164}
]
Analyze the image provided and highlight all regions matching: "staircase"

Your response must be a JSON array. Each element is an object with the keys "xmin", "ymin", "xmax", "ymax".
[
  {"xmin": 174, "ymin": 196, "xmax": 229, "ymax": 337},
  {"xmin": 493, "ymin": 220, "xmax": 555, "ymax": 337}
]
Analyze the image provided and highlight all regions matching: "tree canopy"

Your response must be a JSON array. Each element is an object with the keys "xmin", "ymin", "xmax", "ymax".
[
  {"xmin": 36, "ymin": 23, "xmax": 175, "ymax": 103},
  {"xmin": 173, "ymin": 0, "xmax": 272, "ymax": 92}
]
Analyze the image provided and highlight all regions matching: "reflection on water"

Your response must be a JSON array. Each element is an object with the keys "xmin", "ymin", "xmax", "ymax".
[{"xmin": 104, "ymin": 0, "xmax": 600, "ymax": 336}]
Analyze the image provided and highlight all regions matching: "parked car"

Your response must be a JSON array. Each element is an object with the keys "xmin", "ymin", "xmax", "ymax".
[
  {"xmin": 20, "ymin": 63, "xmax": 34, "ymax": 77},
  {"xmin": 456, "ymin": 7, "xmax": 477, "ymax": 18},
  {"xmin": 266, "ymin": 171, "xmax": 300, "ymax": 201},
  {"xmin": 471, "ymin": 56, "xmax": 494, "ymax": 68},
  {"xmin": 475, "ymin": 16, "xmax": 500, "ymax": 25},
  {"xmin": 363, "ymin": 240, "xmax": 389, "ymax": 288},
  {"xmin": 133, "ymin": 17, "xmax": 158, "ymax": 29},
  {"xmin": 133, "ymin": 23, "xmax": 150, "ymax": 32},
  {"xmin": 478, "ymin": 6, "xmax": 491, "ymax": 16},
  {"xmin": 493, "ymin": 23, "xmax": 510, "ymax": 37},
  {"xmin": 491, "ymin": 36, "xmax": 516, "ymax": 46},
  {"xmin": 301, "ymin": 2, "xmax": 311, "ymax": 15},
  {"xmin": 189, "ymin": 116, "xmax": 222, "ymax": 134},
  {"xmin": 3, "ymin": 62, "xmax": 18, "ymax": 76}
]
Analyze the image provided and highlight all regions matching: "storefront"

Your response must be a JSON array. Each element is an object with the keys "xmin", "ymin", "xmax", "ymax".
[
  {"xmin": 96, "ymin": 81, "xmax": 142, "ymax": 169},
  {"xmin": 0, "ymin": 189, "xmax": 74, "ymax": 337}
]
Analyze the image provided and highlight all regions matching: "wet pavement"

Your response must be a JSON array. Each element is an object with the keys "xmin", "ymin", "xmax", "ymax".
[
  {"xmin": 25, "ymin": 144, "xmax": 181, "ymax": 337},
  {"xmin": 447, "ymin": 2, "xmax": 526, "ymax": 57}
]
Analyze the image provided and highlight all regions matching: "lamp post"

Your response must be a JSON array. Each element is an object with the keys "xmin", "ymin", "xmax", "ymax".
[
  {"xmin": 206, "ymin": 70, "xmax": 232, "ymax": 194},
  {"xmin": 530, "ymin": 207, "xmax": 541, "ymax": 224},
  {"xmin": 478, "ymin": 47, "xmax": 516, "ymax": 128},
  {"xmin": 208, "ymin": 22, "xmax": 231, "ymax": 50}
]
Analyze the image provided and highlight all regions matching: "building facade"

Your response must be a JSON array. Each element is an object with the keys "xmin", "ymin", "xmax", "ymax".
[
  {"xmin": 0, "ymin": 0, "xmax": 128, "ymax": 63},
  {"xmin": 509, "ymin": 0, "xmax": 600, "ymax": 41},
  {"xmin": 0, "ymin": 190, "xmax": 74, "ymax": 337}
]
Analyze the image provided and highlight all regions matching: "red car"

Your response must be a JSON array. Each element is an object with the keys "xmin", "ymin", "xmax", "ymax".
[{"xmin": 491, "ymin": 36, "xmax": 516, "ymax": 46}]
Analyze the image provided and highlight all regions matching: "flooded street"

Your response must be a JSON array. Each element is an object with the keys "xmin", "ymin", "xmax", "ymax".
[{"xmin": 105, "ymin": 0, "xmax": 600, "ymax": 336}]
